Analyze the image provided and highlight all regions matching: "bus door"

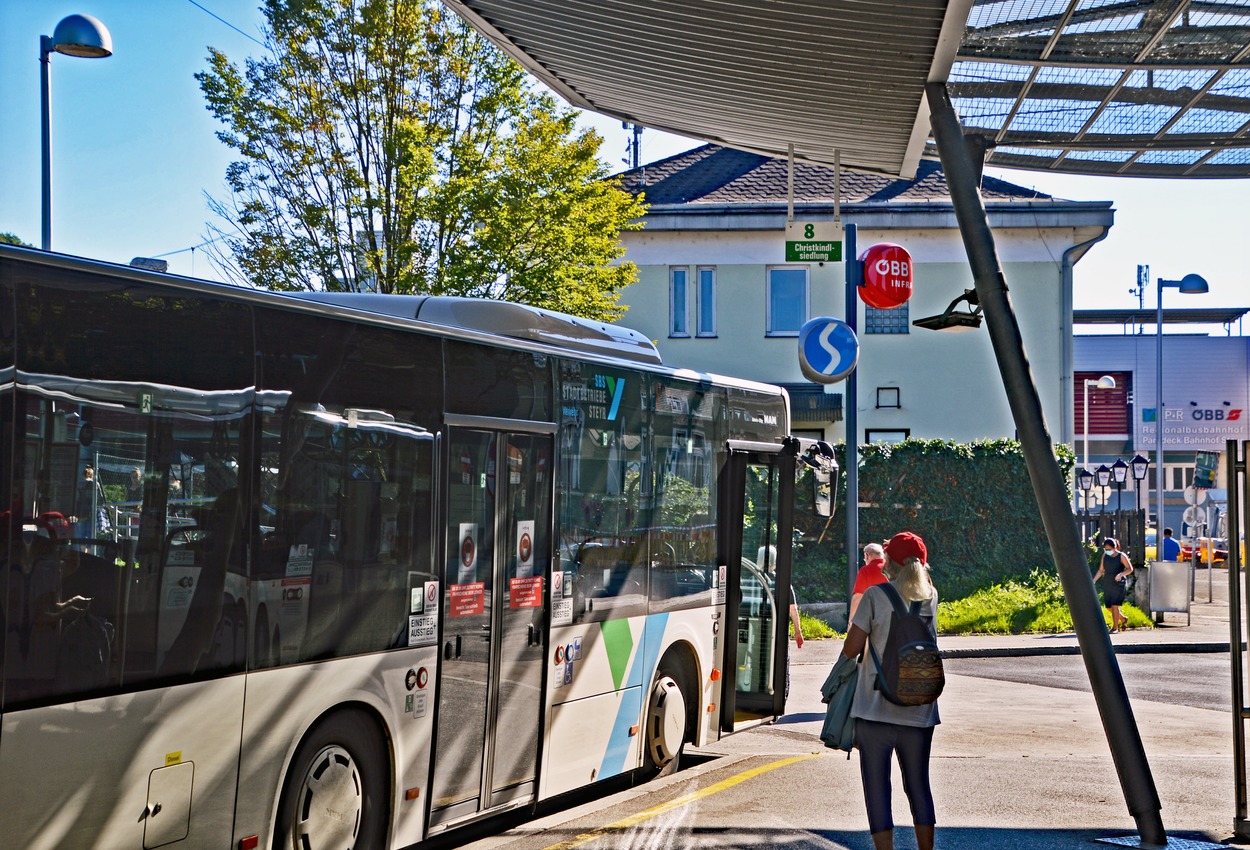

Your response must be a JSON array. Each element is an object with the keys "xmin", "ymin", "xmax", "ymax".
[
  {"xmin": 431, "ymin": 422, "xmax": 554, "ymax": 827},
  {"xmin": 719, "ymin": 443, "xmax": 794, "ymax": 729}
]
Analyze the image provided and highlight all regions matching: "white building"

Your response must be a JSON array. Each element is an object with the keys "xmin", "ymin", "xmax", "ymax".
[{"xmin": 616, "ymin": 145, "xmax": 1115, "ymax": 446}]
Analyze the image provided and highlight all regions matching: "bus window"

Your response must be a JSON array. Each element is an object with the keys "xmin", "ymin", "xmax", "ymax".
[
  {"xmin": 255, "ymin": 312, "xmax": 441, "ymax": 666},
  {"xmin": 649, "ymin": 379, "xmax": 724, "ymax": 612},
  {"xmin": 555, "ymin": 362, "xmax": 648, "ymax": 623}
]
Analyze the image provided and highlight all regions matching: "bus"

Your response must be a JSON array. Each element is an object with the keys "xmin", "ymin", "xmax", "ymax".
[{"xmin": 0, "ymin": 245, "xmax": 812, "ymax": 849}]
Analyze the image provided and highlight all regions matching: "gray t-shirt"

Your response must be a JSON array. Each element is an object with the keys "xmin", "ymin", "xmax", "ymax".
[{"xmin": 850, "ymin": 582, "xmax": 941, "ymax": 728}]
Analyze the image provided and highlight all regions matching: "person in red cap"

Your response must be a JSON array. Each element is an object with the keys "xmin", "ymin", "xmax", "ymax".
[
  {"xmin": 849, "ymin": 542, "xmax": 888, "ymax": 624},
  {"xmin": 841, "ymin": 531, "xmax": 940, "ymax": 850}
]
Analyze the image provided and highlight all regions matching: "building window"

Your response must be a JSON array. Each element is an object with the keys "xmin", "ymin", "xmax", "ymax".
[
  {"xmin": 670, "ymin": 267, "xmax": 689, "ymax": 337},
  {"xmin": 865, "ymin": 303, "xmax": 910, "ymax": 334},
  {"xmin": 866, "ymin": 429, "xmax": 910, "ymax": 444},
  {"xmin": 876, "ymin": 387, "xmax": 901, "ymax": 409},
  {"xmin": 696, "ymin": 267, "xmax": 716, "ymax": 337},
  {"xmin": 766, "ymin": 266, "xmax": 808, "ymax": 336}
]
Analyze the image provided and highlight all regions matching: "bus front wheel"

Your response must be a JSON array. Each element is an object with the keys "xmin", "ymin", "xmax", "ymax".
[
  {"xmin": 273, "ymin": 709, "xmax": 390, "ymax": 850},
  {"xmin": 645, "ymin": 672, "xmax": 687, "ymax": 776}
]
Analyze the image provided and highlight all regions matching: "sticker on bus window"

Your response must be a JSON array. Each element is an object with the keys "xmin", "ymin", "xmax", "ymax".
[
  {"xmin": 717, "ymin": 565, "xmax": 727, "ymax": 605},
  {"xmin": 286, "ymin": 544, "xmax": 314, "ymax": 578},
  {"xmin": 509, "ymin": 575, "xmax": 543, "ymax": 608},
  {"xmin": 551, "ymin": 572, "xmax": 573, "ymax": 625},
  {"xmin": 409, "ymin": 614, "xmax": 438, "ymax": 645},
  {"xmin": 458, "ymin": 524, "xmax": 478, "ymax": 583},
  {"xmin": 449, "ymin": 582, "xmax": 485, "ymax": 617},
  {"xmin": 516, "ymin": 520, "xmax": 535, "ymax": 577}
]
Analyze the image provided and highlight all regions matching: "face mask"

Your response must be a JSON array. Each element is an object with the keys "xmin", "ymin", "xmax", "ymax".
[{"xmin": 1104, "ymin": 548, "xmax": 1116, "ymax": 555}]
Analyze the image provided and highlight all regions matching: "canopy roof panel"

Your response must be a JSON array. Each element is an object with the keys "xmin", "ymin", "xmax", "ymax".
[
  {"xmin": 442, "ymin": 0, "xmax": 971, "ymax": 178},
  {"xmin": 444, "ymin": 0, "xmax": 1250, "ymax": 179},
  {"xmin": 941, "ymin": 0, "xmax": 1250, "ymax": 177}
]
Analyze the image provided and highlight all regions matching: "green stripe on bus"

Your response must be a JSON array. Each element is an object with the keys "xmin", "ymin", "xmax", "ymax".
[{"xmin": 600, "ymin": 619, "xmax": 634, "ymax": 691}]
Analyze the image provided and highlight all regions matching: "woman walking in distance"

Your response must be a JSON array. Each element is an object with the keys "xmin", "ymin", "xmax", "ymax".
[
  {"xmin": 841, "ymin": 531, "xmax": 940, "ymax": 850},
  {"xmin": 1094, "ymin": 537, "xmax": 1133, "ymax": 633}
]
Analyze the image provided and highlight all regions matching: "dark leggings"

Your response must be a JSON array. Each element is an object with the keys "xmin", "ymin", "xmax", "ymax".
[{"xmin": 856, "ymin": 718, "xmax": 936, "ymax": 834}]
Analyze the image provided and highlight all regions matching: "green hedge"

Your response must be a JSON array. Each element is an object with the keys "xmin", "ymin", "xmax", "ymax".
[{"xmin": 791, "ymin": 438, "xmax": 1075, "ymax": 603}]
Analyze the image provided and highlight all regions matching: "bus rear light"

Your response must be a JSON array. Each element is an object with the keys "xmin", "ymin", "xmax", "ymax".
[
  {"xmin": 709, "ymin": 668, "xmax": 721, "ymax": 681},
  {"xmin": 707, "ymin": 703, "xmax": 716, "ymax": 713},
  {"xmin": 405, "ymin": 787, "xmax": 421, "ymax": 801},
  {"xmin": 239, "ymin": 837, "xmax": 259, "ymax": 850}
]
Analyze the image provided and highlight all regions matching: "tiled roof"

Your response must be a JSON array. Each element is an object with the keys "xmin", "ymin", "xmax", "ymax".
[{"xmin": 614, "ymin": 145, "xmax": 1056, "ymax": 206}]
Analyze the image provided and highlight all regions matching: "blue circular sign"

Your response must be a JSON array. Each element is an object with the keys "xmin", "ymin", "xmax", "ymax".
[{"xmin": 797, "ymin": 317, "xmax": 859, "ymax": 384}]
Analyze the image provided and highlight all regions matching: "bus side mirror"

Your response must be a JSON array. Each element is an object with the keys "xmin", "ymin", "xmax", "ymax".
[{"xmin": 813, "ymin": 469, "xmax": 832, "ymax": 518}]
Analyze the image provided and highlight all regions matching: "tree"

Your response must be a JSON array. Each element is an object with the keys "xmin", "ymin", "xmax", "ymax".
[
  {"xmin": 197, "ymin": 0, "xmax": 645, "ymax": 320},
  {"xmin": 0, "ymin": 233, "xmax": 33, "ymax": 247}
]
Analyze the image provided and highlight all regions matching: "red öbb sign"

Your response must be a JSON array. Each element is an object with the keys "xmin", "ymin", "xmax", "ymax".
[{"xmin": 859, "ymin": 243, "xmax": 913, "ymax": 309}]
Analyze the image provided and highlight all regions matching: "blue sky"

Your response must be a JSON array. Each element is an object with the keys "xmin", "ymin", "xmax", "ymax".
[{"xmin": 1, "ymin": 1, "xmax": 1246, "ymax": 326}]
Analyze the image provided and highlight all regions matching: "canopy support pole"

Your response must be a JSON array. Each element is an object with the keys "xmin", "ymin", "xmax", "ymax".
[{"xmin": 926, "ymin": 81, "xmax": 1166, "ymax": 848}]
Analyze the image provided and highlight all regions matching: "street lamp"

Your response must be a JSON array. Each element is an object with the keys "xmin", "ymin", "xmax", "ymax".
[
  {"xmin": 1111, "ymin": 457, "xmax": 1128, "ymax": 514},
  {"xmin": 1154, "ymin": 273, "xmax": 1208, "ymax": 533},
  {"xmin": 1096, "ymin": 464, "xmax": 1112, "ymax": 519},
  {"xmin": 1130, "ymin": 453, "xmax": 1149, "ymax": 515},
  {"xmin": 1077, "ymin": 467, "xmax": 1095, "ymax": 521},
  {"xmin": 40, "ymin": 14, "xmax": 113, "ymax": 251},
  {"xmin": 1082, "ymin": 374, "xmax": 1116, "ymax": 481}
]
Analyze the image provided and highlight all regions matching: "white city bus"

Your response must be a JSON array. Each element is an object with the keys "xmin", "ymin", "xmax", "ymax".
[{"xmin": 0, "ymin": 245, "xmax": 803, "ymax": 849}]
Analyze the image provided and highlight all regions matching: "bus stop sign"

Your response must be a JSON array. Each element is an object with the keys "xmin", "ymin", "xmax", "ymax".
[
  {"xmin": 797, "ymin": 317, "xmax": 859, "ymax": 384},
  {"xmin": 859, "ymin": 242, "xmax": 913, "ymax": 309}
]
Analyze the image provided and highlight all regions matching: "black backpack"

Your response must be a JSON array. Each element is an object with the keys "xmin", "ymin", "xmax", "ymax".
[{"xmin": 868, "ymin": 583, "xmax": 944, "ymax": 706}]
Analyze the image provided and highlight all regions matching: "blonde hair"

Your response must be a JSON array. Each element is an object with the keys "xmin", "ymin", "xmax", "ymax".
[{"xmin": 884, "ymin": 556, "xmax": 935, "ymax": 603}]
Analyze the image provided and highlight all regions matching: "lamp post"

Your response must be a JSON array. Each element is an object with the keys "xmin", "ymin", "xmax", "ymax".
[
  {"xmin": 1154, "ymin": 274, "xmax": 1209, "ymax": 534},
  {"xmin": 1112, "ymin": 458, "xmax": 1129, "ymax": 514},
  {"xmin": 1083, "ymin": 375, "xmax": 1116, "ymax": 472},
  {"xmin": 1130, "ymin": 453, "xmax": 1149, "ymax": 515},
  {"xmin": 40, "ymin": 14, "xmax": 113, "ymax": 251},
  {"xmin": 1096, "ymin": 464, "xmax": 1112, "ymax": 521},
  {"xmin": 1077, "ymin": 467, "xmax": 1095, "ymax": 533}
]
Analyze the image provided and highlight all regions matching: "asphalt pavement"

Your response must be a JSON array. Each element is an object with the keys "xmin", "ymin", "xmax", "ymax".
[{"xmin": 456, "ymin": 566, "xmax": 1248, "ymax": 850}]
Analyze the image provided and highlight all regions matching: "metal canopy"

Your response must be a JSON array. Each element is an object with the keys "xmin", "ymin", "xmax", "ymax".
[
  {"xmin": 1075, "ymin": 306, "xmax": 1250, "ymax": 324},
  {"xmin": 947, "ymin": 0, "xmax": 1250, "ymax": 177},
  {"xmin": 441, "ymin": 0, "xmax": 973, "ymax": 179},
  {"xmin": 445, "ymin": 0, "xmax": 1250, "ymax": 179}
]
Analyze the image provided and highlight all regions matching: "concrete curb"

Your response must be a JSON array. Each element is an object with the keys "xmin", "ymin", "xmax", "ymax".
[{"xmin": 942, "ymin": 641, "xmax": 1244, "ymax": 659}]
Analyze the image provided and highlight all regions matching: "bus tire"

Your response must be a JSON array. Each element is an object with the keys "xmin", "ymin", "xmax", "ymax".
[
  {"xmin": 645, "ymin": 661, "xmax": 691, "ymax": 777},
  {"xmin": 273, "ymin": 709, "xmax": 390, "ymax": 850}
]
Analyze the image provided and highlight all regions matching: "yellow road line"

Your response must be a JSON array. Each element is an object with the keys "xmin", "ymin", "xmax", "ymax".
[{"xmin": 539, "ymin": 753, "xmax": 824, "ymax": 850}]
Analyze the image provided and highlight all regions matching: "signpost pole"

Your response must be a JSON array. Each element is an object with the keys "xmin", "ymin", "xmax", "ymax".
[{"xmin": 844, "ymin": 223, "xmax": 859, "ymax": 607}]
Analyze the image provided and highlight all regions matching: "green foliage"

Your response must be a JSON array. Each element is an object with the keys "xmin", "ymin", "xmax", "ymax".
[
  {"xmin": 794, "ymin": 611, "xmax": 840, "ymax": 640},
  {"xmin": 937, "ymin": 568, "xmax": 1153, "ymax": 634},
  {"xmin": 658, "ymin": 475, "xmax": 710, "ymax": 527},
  {"xmin": 790, "ymin": 438, "xmax": 1076, "ymax": 603},
  {"xmin": 0, "ymin": 232, "xmax": 32, "ymax": 247},
  {"xmin": 197, "ymin": 0, "xmax": 646, "ymax": 319}
]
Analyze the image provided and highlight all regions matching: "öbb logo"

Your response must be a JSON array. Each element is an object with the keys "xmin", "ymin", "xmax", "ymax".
[{"xmin": 1191, "ymin": 408, "xmax": 1242, "ymax": 421}]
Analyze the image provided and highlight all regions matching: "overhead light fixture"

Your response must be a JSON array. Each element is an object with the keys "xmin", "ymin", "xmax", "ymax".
[{"xmin": 912, "ymin": 288, "xmax": 982, "ymax": 333}]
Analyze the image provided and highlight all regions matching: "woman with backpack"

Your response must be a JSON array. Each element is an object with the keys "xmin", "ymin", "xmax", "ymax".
[{"xmin": 841, "ymin": 531, "xmax": 941, "ymax": 850}]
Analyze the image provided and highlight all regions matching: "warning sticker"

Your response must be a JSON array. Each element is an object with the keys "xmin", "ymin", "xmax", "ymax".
[
  {"xmin": 716, "ymin": 564, "xmax": 727, "ymax": 606},
  {"xmin": 551, "ymin": 571, "xmax": 573, "ymax": 625},
  {"xmin": 509, "ymin": 575, "xmax": 543, "ymax": 609},
  {"xmin": 449, "ymin": 582, "xmax": 485, "ymax": 617}
]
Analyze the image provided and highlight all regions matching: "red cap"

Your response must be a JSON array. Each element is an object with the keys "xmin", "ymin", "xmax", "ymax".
[{"xmin": 885, "ymin": 531, "xmax": 927, "ymax": 565}]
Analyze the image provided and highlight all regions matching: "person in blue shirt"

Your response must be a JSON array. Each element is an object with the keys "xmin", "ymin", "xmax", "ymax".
[{"xmin": 1161, "ymin": 527, "xmax": 1181, "ymax": 562}]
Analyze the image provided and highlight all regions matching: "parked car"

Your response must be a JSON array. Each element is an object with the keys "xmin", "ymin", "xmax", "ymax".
[{"xmin": 1144, "ymin": 529, "xmax": 1156, "ymax": 562}]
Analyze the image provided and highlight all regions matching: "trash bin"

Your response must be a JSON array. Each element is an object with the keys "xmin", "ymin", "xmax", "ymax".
[{"xmin": 1146, "ymin": 559, "xmax": 1191, "ymax": 625}]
